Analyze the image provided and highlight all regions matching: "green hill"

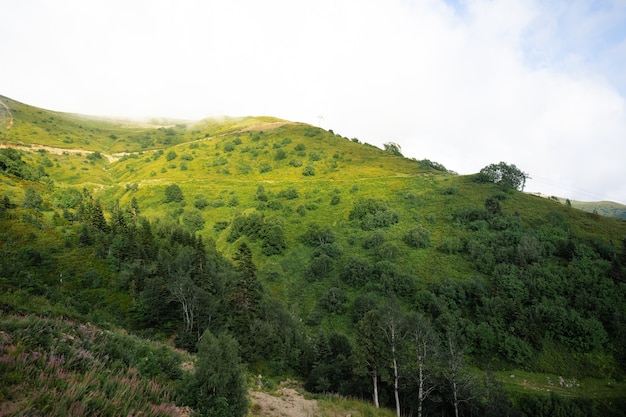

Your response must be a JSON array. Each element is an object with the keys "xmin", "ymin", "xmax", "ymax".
[
  {"xmin": 570, "ymin": 200, "xmax": 626, "ymax": 220},
  {"xmin": 533, "ymin": 193, "xmax": 626, "ymax": 220},
  {"xmin": 2, "ymin": 95, "xmax": 626, "ymax": 416}
]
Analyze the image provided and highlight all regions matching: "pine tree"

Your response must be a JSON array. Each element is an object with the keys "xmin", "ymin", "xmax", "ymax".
[{"xmin": 230, "ymin": 242, "xmax": 262, "ymax": 316}]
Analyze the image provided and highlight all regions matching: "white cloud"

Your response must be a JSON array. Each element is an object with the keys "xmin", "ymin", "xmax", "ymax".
[{"xmin": 1, "ymin": 0, "xmax": 626, "ymax": 202}]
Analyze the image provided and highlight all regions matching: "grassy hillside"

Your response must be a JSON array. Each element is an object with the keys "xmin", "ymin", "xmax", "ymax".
[
  {"xmin": 570, "ymin": 200, "xmax": 626, "ymax": 220},
  {"xmin": 0, "ymin": 314, "xmax": 190, "ymax": 416},
  {"xmin": 2, "ymin": 95, "xmax": 626, "ymax": 416},
  {"xmin": 534, "ymin": 193, "xmax": 626, "ymax": 220}
]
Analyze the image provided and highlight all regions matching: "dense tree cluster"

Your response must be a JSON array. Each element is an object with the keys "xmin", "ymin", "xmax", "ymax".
[
  {"xmin": 0, "ymin": 148, "xmax": 46, "ymax": 180},
  {"xmin": 0, "ymin": 190, "xmax": 311, "ymax": 416},
  {"xmin": 349, "ymin": 198, "xmax": 399, "ymax": 230}
]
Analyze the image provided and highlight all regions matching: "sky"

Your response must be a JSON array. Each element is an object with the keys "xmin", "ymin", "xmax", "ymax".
[{"xmin": 2, "ymin": 0, "xmax": 626, "ymax": 203}]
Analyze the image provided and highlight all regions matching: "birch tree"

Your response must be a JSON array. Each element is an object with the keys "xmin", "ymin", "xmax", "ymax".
[
  {"xmin": 406, "ymin": 312, "xmax": 439, "ymax": 417},
  {"xmin": 168, "ymin": 275, "xmax": 198, "ymax": 334},
  {"xmin": 444, "ymin": 330, "xmax": 476, "ymax": 417},
  {"xmin": 379, "ymin": 299, "xmax": 406, "ymax": 417}
]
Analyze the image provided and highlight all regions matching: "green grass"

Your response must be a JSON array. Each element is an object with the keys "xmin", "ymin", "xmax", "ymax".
[
  {"xmin": 316, "ymin": 394, "xmax": 398, "ymax": 417},
  {"xmin": 494, "ymin": 369, "xmax": 626, "ymax": 400}
]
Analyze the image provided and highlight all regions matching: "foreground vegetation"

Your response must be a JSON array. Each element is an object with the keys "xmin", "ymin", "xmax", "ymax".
[
  {"xmin": 0, "ymin": 315, "xmax": 187, "ymax": 416},
  {"xmin": 1, "ymin": 95, "xmax": 626, "ymax": 416}
]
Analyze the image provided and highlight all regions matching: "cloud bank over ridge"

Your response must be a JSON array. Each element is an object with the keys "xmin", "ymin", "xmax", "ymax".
[{"xmin": 2, "ymin": 0, "xmax": 626, "ymax": 202}]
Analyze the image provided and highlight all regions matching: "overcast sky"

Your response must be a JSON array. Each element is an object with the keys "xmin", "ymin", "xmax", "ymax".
[{"xmin": 2, "ymin": 0, "xmax": 626, "ymax": 203}]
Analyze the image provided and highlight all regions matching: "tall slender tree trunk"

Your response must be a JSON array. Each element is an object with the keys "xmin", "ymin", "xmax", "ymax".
[
  {"xmin": 372, "ymin": 369, "xmax": 380, "ymax": 408},
  {"xmin": 448, "ymin": 333, "xmax": 460, "ymax": 417},
  {"xmin": 393, "ymin": 352, "xmax": 400, "ymax": 417},
  {"xmin": 418, "ymin": 360, "xmax": 424, "ymax": 417},
  {"xmin": 409, "ymin": 314, "xmax": 437, "ymax": 417},
  {"xmin": 452, "ymin": 377, "xmax": 460, "ymax": 417}
]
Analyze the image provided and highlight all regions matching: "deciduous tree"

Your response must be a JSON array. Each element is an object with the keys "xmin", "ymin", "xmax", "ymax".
[
  {"xmin": 379, "ymin": 299, "xmax": 406, "ymax": 417},
  {"xmin": 193, "ymin": 331, "xmax": 248, "ymax": 417},
  {"xmin": 354, "ymin": 310, "xmax": 388, "ymax": 408},
  {"xmin": 406, "ymin": 313, "xmax": 439, "ymax": 417},
  {"xmin": 477, "ymin": 162, "xmax": 529, "ymax": 191},
  {"xmin": 164, "ymin": 183, "xmax": 184, "ymax": 203}
]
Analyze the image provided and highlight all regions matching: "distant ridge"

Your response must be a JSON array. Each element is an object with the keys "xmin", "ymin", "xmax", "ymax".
[{"xmin": 531, "ymin": 193, "xmax": 626, "ymax": 220}]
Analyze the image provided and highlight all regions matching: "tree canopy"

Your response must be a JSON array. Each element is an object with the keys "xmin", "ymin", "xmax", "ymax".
[{"xmin": 477, "ymin": 162, "xmax": 529, "ymax": 191}]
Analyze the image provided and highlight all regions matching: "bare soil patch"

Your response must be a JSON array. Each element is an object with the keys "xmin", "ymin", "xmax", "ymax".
[{"xmin": 249, "ymin": 386, "xmax": 318, "ymax": 417}]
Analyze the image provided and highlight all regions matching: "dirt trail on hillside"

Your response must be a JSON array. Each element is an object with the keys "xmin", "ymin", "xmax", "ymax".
[
  {"xmin": 0, "ymin": 98, "xmax": 13, "ymax": 130},
  {"xmin": 249, "ymin": 386, "xmax": 318, "ymax": 417},
  {"xmin": 0, "ymin": 120, "xmax": 294, "ymax": 163},
  {"xmin": 0, "ymin": 142, "xmax": 122, "ymax": 163}
]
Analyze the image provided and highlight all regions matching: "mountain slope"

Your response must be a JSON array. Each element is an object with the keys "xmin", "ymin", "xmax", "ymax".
[{"xmin": 2, "ymin": 95, "xmax": 626, "ymax": 416}]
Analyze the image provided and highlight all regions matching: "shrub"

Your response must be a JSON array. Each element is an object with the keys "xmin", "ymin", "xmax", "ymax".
[
  {"xmin": 300, "ymin": 223, "xmax": 335, "ymax": 246},
  {"xmin": 319, "ymin": 287, "xmax": 347, "ymax": 313},
  {"xmin": 86, "ymin": 151, "xmax": 102, "ymax": 161},
  {"xmin": 441, "ymin": 186, "xmax": 458, "ymax": 195},
  {"xmin": 349, "ymin": 199, "xmax": 397, "ymax": 228},
  {"xmin": 259, "ymin": 163, "xmax": 272, "ymax": 173},
  {"xmin": 363, "ymin": 231, "xmax": 385, "ymax": 249},
  {"xmin": 261, "ymin": 224, "xmax": 286, "ymax": 256},
  {"xmin": 227, "ymin": 195, "xmax": 239, "ymax": 207},
  {"xmin": 194, "ymin": 194, "xmax": 209, "ymax": 209},
  {"xmin": 313, "ymin": 242, "xmax": 343, "ymax": 259},
  {"xmin": 439, "ymin": 236, "xmax": 464, "ymax": 254},
  {"xmin": 274, "ymin": 149, "xmax": 287, "ymax": 161},
  {"xmin": 227, "ymin": 213, "xmax": 264, "ymax": 242},
  {"xmin": 341, "ymin": 257, "xmax": 373, "ymax": 286},
  {"xmin": 376, "ymin": 242, "xmax": 400, "ymax": 261},
  {"xmin": 403, "ymin": 226, "xmax": 430, "ymax": 249},
  {"xmin": 306, "ymin": 254, "xmax": 334, "ymax": 281},
  {"xmin": 213, "ymin": 220, "xmax": 229, "ymax": 231},
  {"xmin": 182, "ymin": 209, "xmax": 205, "ymax": 232},
  {"xmin": 278, "ymin": 187, "xmax": 299, "ymax": 200},
  {"xmin": 23, "ymin": 187, "xmax": 43, "ymax": 209},
  {"xmin": 164, "ymin": 184, "xmax": 184, "ymax": 203},
  {"xmin": 302, "ymin": 166, "xmax": 316, "ymax": 176}
]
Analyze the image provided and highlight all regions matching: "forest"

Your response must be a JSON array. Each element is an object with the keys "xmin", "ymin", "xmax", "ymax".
[{"xmin": 1, "ymin": 95, "xmax": 626, "ymax": 416}]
